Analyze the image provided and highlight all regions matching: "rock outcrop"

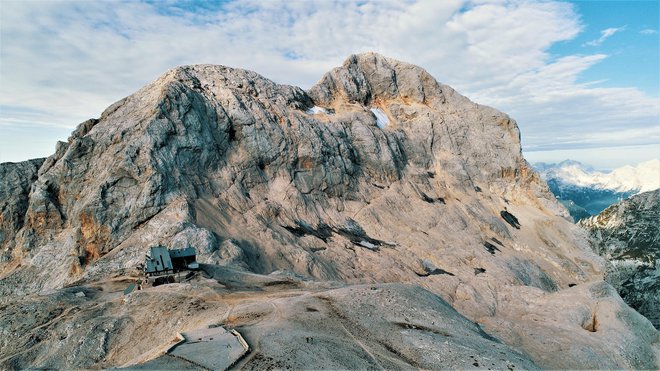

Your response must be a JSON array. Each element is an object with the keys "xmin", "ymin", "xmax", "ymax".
[
  {"xmin": 0, "ymin": 53, "xmax": 657, "ymax": 369},
  {"xmin": 579, "ymin": 189, "xmax": 660, "ymax": 328},
  {"xmin": 0, "ymin": 158, "xmax": 44, "ymax": 258}
]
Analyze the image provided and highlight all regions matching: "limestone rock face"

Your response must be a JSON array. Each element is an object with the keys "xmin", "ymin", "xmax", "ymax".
[
  {"xmin": 579, "ymin": 189, "xmax": 660, "ymax": 328},
  {"xmin": 0, "ymin": 158, "xmax": 45, "ymax": 257},
  {"xmin": 0, "ymin": 53, "xmax": 657, "ymax": 369}
]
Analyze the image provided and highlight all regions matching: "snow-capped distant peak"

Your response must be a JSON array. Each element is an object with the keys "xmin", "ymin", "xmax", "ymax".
[
  {"xmin": 557, "ymin": 159, "xmax": 594, "ymax": 172},
  {"xmin": 535, "ymin": 159, "xmax": 660, "ymax": 194},
  {"xmin": 606, "ymin": 159, "xmax": 660, "ymax": 193}
]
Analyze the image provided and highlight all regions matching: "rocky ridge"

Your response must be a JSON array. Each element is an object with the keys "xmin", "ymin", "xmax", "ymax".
[
  {"xmin": 0, "ymin": 53, "xmax": 657, "ymax": 369},
  {"xmin": 579, "ymin": 189, "xmax": 660, "ymax": 328}
]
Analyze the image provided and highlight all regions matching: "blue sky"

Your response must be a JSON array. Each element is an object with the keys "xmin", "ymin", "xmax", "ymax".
[
  {"xmin": 551, "ymin": 0, "xmax": 659, "ymax": 97},
  {"xmin": 1, "ymin": 0, "xmax": 658, "ymax": 169}
]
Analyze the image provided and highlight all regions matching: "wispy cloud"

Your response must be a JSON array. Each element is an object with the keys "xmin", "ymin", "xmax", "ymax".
[
  {"xmin": 640, "ymin": 28, "xmax": 657, "ymax": 35},
  {"xmin": 584, "ymin": 26, "xmax": 626, "ymax": 46},
  {"xmin": 0, "ymin": 1, "xmax": 658, "ymax": 163}
]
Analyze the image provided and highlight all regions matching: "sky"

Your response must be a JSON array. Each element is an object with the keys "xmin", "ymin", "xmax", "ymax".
[{"xmin": 0, "ymin": 0, "xmax": 658, "ymax": 169}]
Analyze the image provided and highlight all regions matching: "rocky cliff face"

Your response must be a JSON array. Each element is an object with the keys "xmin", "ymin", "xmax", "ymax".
[
  {"xmin": 1, "ymin": 53, "xmax": 657, "ymax": 369},
  {"xmin": 0, "ymin": 158, "xmax": 44, "ymax": 255},
  {"xmin": 579, "ymin": 189, "xmax": 660, "ymax": 328}
]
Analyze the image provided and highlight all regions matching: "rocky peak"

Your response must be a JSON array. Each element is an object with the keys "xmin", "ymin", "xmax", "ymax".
[
  {"xmin": 310, "ymin": 53, "xmax": 552, "ymax": 211},
  {"xmin": 309, "ymin": 52, "xmax": 445, "ymax": 106}
]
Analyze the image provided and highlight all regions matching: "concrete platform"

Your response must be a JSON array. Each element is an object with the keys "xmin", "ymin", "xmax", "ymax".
[
  {"xmin": 169, "ymin": 327, "xmax": 248, "ymax": 370},
  {"xmin": 129, "ymin": 326, "xmax": 248, "ymax": 370}
]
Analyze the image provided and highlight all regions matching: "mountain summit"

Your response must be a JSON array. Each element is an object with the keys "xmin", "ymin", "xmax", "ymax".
[{"xmin": 0, "ymin": 53, "xmax": 657, "ymax": 369}]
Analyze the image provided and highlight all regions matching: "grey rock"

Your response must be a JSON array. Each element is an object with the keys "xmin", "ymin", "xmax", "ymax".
[
  {"xmin": 580, "ymin": 189, "xmax": 660, "ymax": 328},
  {"xmin": 0, "ymin": 158, "xmax": 45, "ymax": 254}
]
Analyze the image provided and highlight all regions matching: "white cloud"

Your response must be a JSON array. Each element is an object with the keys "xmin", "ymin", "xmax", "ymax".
[
  {"xmin": 640, "ymin": 28, "xmax": 657, "ymax": 35},
  {"xmin": 525, "ymin": 144, "xmax": 660, "ymax": 170},
  {"xmin": 0, "ymin": 0, "xmax": 658, "ymax": 165},
  {"xmin": 468, "ymin": 53, "xmax": 660, "ymax": 152},
  {"xmin": 584, "ymin": 26, "xmax": 626, "ymax": 46}
]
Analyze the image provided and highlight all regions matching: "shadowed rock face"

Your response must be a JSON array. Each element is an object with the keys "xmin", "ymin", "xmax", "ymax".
[
  {"xmin": 0, "ymin": 158, "xmax": 45, "ymax": 252},
  {"xmin": 0, "ymin": 53, "xmax": 657, "ymax": 369}
]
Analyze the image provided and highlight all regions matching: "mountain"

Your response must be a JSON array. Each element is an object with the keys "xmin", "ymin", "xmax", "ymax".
[
  {"xmin": 579, "ymin": 189, "xmax": 660, "ymax": 329},
  {"xmin": 538, "ymin": 159, "xmax": 660, "ymax": 193},
  {"xmin": 534, "ymin": 159, "xmax": 594, "ymax": 173},
  {"xmin": 1, "ymin": 53, "xmax": 657, "ymax": 369},
  {"xmin": 535, "ymin": 159, "xmax": 660, "ymax": 221}
]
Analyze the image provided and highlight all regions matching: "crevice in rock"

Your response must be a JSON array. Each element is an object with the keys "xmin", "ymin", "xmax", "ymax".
[
  {"xmin": 227, "ymin": 124, "xmax": 236, "ymax": 142},
  {"xmin": 282, "ymin": 219, "xmax": 395, "ymax": 251},
  {"xmin": 417, "ymin": 260, "xmax": 455, "ymax": 277},
  {"xmin": 377, "ymin": 340, "xmax": 423, "ymax": 368},
  {"xmin": 394, "ymin": 322, "xmax": 452, "ymax": 336},
  {"xmin": 420, "ymin": 192, "xmax": 445, "ymax": 204},
  {"xmin": 335, "ymin": 219, "xmax": 395, "ymax": 250},
  {"xmin": 491, "ymin": 237, "xmax": 504, "ymax": 247},
  {"xmin": 282, "ymin": 221, "xmax": 333, "ymax": 243},
  {"xmin": 582, "ymin": 311, "xmax": 598, "ymax": 332},
  {"xmin": 484, "ymin": 242, "xmax": 501, "ymax": 255},
  {"xmin": 416, "ymin": 268, "xmax": 455, "ymax": 277},
  {"xmin": 500, "ymin": 210, "xmax": 521, "ymax": 229},
  {"xmin": 421, "ymin": 193, "xmax": 435, "ymax": 203}
]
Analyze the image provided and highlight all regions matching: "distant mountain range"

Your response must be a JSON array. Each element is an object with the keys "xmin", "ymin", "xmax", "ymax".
[{"xmin": 534, "ymin": 159, "xmax": 660, "ymax": 221}]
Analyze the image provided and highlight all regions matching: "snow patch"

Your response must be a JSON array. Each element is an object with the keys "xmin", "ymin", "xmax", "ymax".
[
  {"xmin": 306, "ymin": 106, "xmax": 328, "ymax": 115},
  {"xmin": 358, "ymin": 240, "xmax": 379, "ymax": 251},
  {"xmin": 370, "ymin": 108, "xmax": 389, "ymax": 128}
]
